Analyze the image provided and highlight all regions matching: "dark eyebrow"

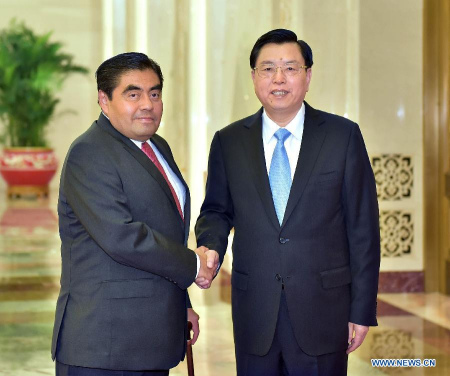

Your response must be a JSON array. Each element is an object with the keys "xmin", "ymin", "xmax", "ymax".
[
  {"xmin": 150, "ymin": 84, "xmax": 162, "ymax": 91},
  {"xmin": 122, "ymin": 85, "xmax": 142, "ymax": 94},
  {"xmin": 122, "ymin": 84, "xmax": 162, "ymax": 95}
]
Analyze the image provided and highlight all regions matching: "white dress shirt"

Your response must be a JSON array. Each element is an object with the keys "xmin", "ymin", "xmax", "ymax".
[{"xmin": 262, "ymin": 103, "xmax": 305, "ymax": 179}]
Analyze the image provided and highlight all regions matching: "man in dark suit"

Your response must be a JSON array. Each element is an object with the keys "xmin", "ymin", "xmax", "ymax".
[
  {"xmin": 52, "ymin": 52, "xmax": 218, "ymax": 376},
  {"xmin": 195, "ymin": 29, "xmax": 380, "ymax": 375}
]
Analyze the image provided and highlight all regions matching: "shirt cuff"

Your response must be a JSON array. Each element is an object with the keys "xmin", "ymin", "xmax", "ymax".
[
  {"xmin": 194, "ymin": 253, "xmax": 220, "ymax": 279},
  {"xmin": 195, "ymin": 254, "xmax": 200, "ymax": 279}
]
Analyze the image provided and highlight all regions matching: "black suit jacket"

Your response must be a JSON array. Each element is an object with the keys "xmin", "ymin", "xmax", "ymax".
[
  {"xmin": 51, "ymin": 113, "xmax": 197, "ymax": 370},
  {"xmin": 196, "ymin": 103, "xmax": 380, "ymax": 356}
]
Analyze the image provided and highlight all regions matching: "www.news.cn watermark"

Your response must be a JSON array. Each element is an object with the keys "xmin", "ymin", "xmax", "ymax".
[{"xmin": 371, "ymin": 359, "xmax": 436, "ymax": 367}]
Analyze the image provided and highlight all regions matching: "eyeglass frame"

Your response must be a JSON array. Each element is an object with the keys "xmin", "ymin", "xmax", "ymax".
[{"xmin": 253, "ymin": 63, "xmax": 309, "ymax": 78}]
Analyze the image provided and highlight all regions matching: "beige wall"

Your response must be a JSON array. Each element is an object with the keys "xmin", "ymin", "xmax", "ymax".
[
  {"xmin": 0, "ymin": 0, "xmax": 424, "ymax": 272},
  {"xmin": 359, "ymin": 0, "xmax": 423, "ymax": 271}
]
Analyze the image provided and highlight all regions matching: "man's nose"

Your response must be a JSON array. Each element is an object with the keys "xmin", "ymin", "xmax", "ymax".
[
  {"xmin": 272, "ymin": 67, "xmax": 286, "ymax": 83},
  {"xmin": 140, "ymin": 94, "xmax": 154, "ymax": 110}
]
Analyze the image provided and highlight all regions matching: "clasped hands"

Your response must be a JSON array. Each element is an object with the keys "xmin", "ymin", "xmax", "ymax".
[{"xmin": 194, "ymin": 246, "xmax": 219, "ymax": 289}]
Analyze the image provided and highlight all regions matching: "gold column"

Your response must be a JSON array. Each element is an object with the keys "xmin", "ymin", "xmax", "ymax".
[{"xmin": 423, "ymin": 0, "xmax": 450, "ymax": 293}]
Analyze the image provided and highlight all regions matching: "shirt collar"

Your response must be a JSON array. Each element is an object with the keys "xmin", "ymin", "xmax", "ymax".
[
  {"xmin": 262, "ymin": 103, "xmax": 305, "ymax": 145},
  {"xmin": 130, "ymin": 139, "xmax": 148, "ymax": 148}
]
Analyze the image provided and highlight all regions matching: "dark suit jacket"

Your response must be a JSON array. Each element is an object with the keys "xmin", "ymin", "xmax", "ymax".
[
  {"xmin": 51, "ymin": 113, "xmax": 197, "ymax": 371},
  {"xmin": 195, "ymin": 103, "xmax": 380, "ymax": 357}
]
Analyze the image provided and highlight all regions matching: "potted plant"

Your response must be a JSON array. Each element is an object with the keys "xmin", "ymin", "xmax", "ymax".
[{"xmin": 0, "ymin": 20, "xmax": 88, "ymax": 198}]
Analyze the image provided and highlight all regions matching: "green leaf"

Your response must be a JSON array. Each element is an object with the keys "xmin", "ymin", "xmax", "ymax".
[{"xmin": 0, "ymin": 19, "xmax": 89, "ymax": 147}]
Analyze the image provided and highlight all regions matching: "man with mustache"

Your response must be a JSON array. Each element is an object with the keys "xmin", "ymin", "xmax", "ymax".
[{"xmin": 52, "ymin": 52, "xmax": 218, "ymax": 376}]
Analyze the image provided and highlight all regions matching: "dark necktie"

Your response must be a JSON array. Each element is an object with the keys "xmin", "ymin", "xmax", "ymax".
[{"xmin": 141, "ymin": 142, "xmax": 184, "ymax": 221}]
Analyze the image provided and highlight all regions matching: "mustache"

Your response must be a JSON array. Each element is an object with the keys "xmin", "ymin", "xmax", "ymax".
[{"xmin": 133, "ymin": 112, "xmax": 157, "ymax": 120}]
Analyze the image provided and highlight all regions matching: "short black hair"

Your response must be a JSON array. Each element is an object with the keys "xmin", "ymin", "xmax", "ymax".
[
  {"xmin": 96, "ymin": 52, "xmax": 164, "ymax": 99},
  {"xmin": 249, "ymin": 29, "xmax": 313, "ymax": 69}
]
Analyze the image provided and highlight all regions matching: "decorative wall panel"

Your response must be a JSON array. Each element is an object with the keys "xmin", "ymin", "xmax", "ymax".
[
  {"xmin": 370, "ymin": 152, "xmax": 421, "ymax": 272},
  {"xmin": 371, "ymin": 329, "xmax": 415, "ymax": 364},
  {"xmin": 372, "ymin": 154, "xmax": 413, "ymax": 200},
  {"xmin": 379, "ymin": 211, "xmax": 414, "ymax": 258}
]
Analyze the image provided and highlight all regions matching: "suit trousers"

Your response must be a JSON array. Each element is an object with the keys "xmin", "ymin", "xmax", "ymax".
[
  {"xmin": 235, "ymin": 291, "xmax": 348, "ymax": 376},
  {"xmin": 55, "ymin": 361, "xmax": 169, "ymax": 376}
]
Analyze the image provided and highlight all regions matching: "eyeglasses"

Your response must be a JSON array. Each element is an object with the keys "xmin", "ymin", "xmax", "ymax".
[{"xmin": 254, "ymin": 63, "xmax": 308, "ymax": 78}]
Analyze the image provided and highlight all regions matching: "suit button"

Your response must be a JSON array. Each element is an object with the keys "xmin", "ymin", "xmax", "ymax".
[
  {"xmin": 279, "ymin": 237, "xmax": 289, "ymax": 244},
  {"xmin": 275, "ymin": 274, "xmax": 282, "ymax": 281}
]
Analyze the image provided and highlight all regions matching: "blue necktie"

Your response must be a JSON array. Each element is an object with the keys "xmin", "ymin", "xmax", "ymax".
[{"xmin": 269, "ymin": 128, "xmax": 292, "ymax": 225}]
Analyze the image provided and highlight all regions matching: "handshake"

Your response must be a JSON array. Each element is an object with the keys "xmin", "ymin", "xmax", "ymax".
[{"xmin": 194, "ymin": 246, "xmax": 219, "ymax": 289}]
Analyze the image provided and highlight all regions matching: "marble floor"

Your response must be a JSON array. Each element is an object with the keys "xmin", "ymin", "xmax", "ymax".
[{"xmin": 0, "ymin": 197, "xmax": 449, "ymax": 375}]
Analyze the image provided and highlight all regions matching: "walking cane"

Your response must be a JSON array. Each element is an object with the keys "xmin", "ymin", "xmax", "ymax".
[{"xmin": 187, "ymin": 321, "xmax": 195, "ymax": 376}]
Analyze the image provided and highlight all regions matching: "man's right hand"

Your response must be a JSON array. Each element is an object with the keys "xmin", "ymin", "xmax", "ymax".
[{"xmin": 194, "ymin": 246, "xmax": 219, "ymax": 289}]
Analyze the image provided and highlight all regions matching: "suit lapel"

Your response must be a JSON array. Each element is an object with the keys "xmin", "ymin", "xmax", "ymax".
[
  {"xmin": 243, "ymin": 109, "xmax": 280, "ymax": 231},
  {"xmin": 150, "ymin": 135, "xmax": 190, "ymax": 237},
  {"xmin": 97, "ymin": 113, "xmax": 186, "ymax": 230},
  {"xmin": 281, "ymin": 103, "xmax": 327, "ymax": 227}
]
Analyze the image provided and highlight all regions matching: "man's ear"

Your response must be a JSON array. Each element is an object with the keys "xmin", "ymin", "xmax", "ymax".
[{"xmin": 98, "ymin": 90, "xmax": 109, "ymax": 113}]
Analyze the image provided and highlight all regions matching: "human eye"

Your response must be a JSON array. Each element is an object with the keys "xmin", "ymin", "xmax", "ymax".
[
  {"xmin": 285, "ymin": 64, "xmax": 299, "ymax": 72},
  {"xmin": 127, "ymin": 91, "xmax": 140, "ymax": 100},
  {"xmin": 261, "ymin": 65, "xmax": 275, "ymax": 72},
  {"xmin": 150, "ymin": 91, "xmax": 161, "ymax": 100}
]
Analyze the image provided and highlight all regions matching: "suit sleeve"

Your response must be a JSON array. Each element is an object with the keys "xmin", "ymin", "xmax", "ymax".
[
  {"xmin": 62, "ymin": 141, "xmax": 197, "ymax": 290},
  {"xmin": 195, "ymin": 131, "xmax": 234, "ymax": 261},
  {"xmin": 343, "ymin": 124, "xmax": 381, "ymax": 326}
]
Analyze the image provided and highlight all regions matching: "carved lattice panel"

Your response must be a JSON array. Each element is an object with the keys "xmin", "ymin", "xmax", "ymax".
[
  {"xmin": 380, "ymin": 211, "xmax": 414, "ymax": 257},
  {"xmin": 372, "ymin": 154, "xmax": 413, "ymax": 200},
  {"xmin": 371, "ymin": 329, "xmax": 415, "ymax": 374}
]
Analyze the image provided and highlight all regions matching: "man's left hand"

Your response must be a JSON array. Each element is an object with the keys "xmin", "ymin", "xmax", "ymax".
[
  {"xmin": 347, "ymin": 322, "xmax": 369, "ymax": 354},
  {"xmin": 187, "ymin": 308, "xmax": 200, "ymax": 345}
]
